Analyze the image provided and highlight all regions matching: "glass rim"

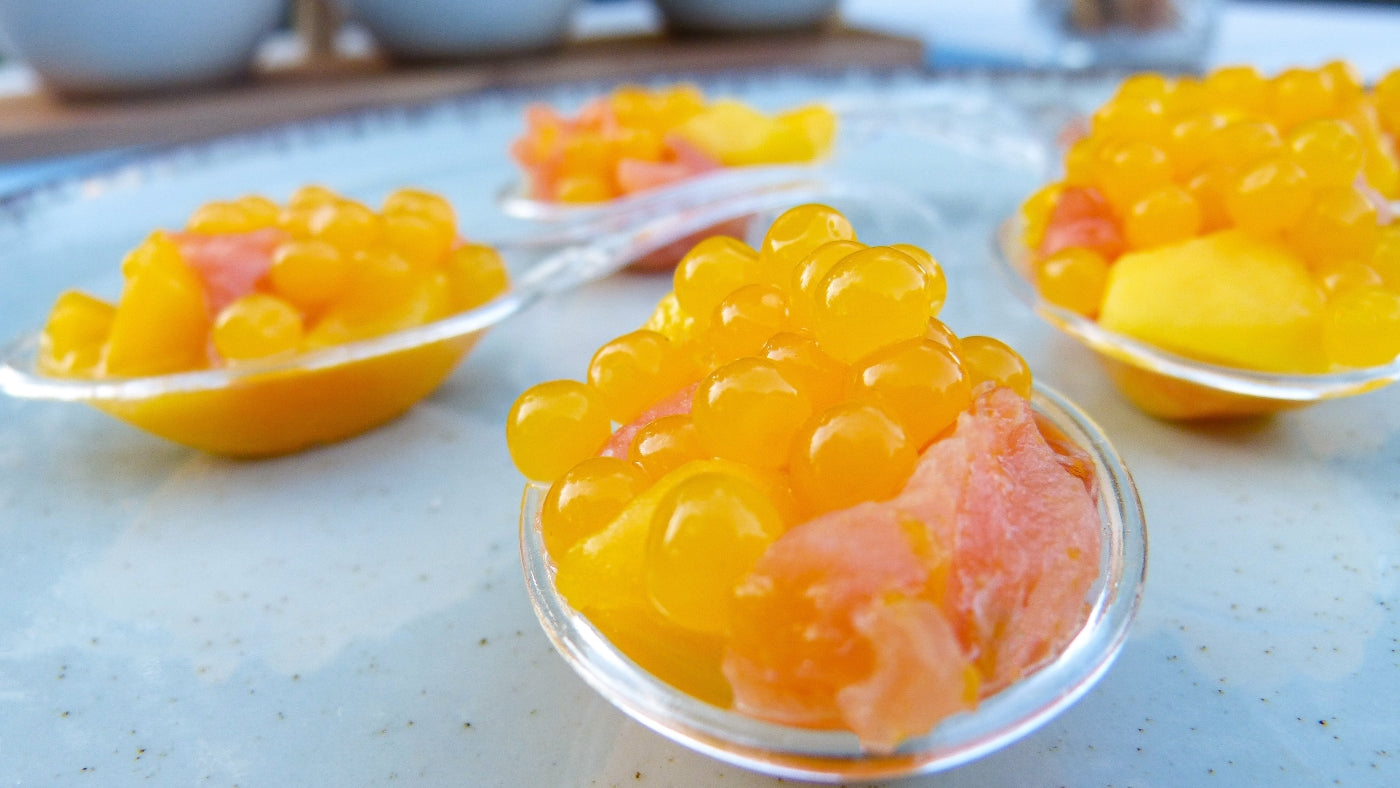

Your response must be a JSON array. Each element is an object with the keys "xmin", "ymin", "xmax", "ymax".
[
  {"xmin": 518, "ymin": 382, "xmax": 1148, "ymax": 782},
  {"xmin": 496, "ymin": 164, "xmax": 824, "ymax": 224},
  {"xmin": 0, "ymin": 293, "xmax": 522, "ymax": 403},
  {"xmin": 991, "ymin": 216, "xmax": 1400, "ymax": 402}
]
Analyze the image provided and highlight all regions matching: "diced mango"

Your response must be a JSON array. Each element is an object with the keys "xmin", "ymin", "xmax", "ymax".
[
  {"xmin": 1099, "ymin": 230, "xmax": 1328, "ymax": 373},
  {"xmin": 555, "ymin": 458, "xmax": 782, "ymax": 616},
  {"xmin": 305, "ymin": 248, "xmax": 449, "ymax": 349},
  {"xmin": 777, "ymin": 105, "xmax": 837, "ymax": 158},
  {"xmin": 119, "ymin": 231, "xmax": 184, "ymax": 279},
  {"xmin": 104, "ymin": 242, "xmax": 211, "ymax": 376},
  {"xmin": 584, "ymin": 604, "xmax": 732, "ymax": 708},
  {"xmin": 37, "ymin": 290, "xmax": 116, "ymax": 376},
  {"xmin": 514, "ymin": 86, "xmax": 834, "ymax": 202},
  {"xmin": 671, "ymin": 100, "xmax": 816, "ymax": 167}
]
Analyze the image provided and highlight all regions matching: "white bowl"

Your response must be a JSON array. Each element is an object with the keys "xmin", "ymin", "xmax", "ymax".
[
  {"xmin": 655, "ymin": 0, "xmax": 839, "ymax": 34},
  {"xmin": 346, "ymin": 0, "xmax": 579, "ymax": 60},
  {"xmin": 0, "ymin": 0, "xmax": 284, "ymax": 97}
]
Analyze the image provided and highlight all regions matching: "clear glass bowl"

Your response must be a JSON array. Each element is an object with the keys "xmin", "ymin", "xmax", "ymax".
[
  {"xmin": 993, "ymin": 217, "xmax": 1400, "ymax": 419},
  {"xmin": 495, "ymin": 86, "xmax": 1055, "ymax": 257},
  {"xmin": 519, "ymin": 384, "xmax": 1147, "ymax": 782},
  {"xmin": 0, "ymin": 180, "xmax": 842, "ymax": 457}
]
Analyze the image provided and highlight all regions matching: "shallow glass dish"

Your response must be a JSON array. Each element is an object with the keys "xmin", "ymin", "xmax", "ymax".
[
  {"xmin": 519, "ymin": 383, "xmax": 1147, "ymax": 782},
  {"xmin": 0, "ymin": 178, "xmax": 839, "ymax": 457},
  {"xmin": 993, "ymin": 217, "xmax": 1400, "ymax": 419},
  {"xmin": 496, "ymin": 85, "xmax": 1055, "ymax": 243}
]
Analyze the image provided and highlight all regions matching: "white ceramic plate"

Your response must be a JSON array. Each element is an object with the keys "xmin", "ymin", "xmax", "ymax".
[{"xmin": 1, "ymin": 70, "xmax": 1396, "ymax": 787}]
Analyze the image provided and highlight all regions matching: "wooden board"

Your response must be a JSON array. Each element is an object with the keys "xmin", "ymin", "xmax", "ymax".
[{"xmin": 0, "ymin": 27, "xmax": 923, "ymax": 163}]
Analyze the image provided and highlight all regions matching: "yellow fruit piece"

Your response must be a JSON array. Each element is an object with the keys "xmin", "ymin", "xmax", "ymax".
[
  {"xmin": 305, "ymin": 248, "xmax": 448, "ymax": 348},
  {"xmin": 1099, "ymin": 230, "xmax": 1328, "ymax": 373},
  {"xmin": 38, "ymin": 290, "xmax": 116, "ymax": 376},
  {"xmin": 1289, "ymin": 186, "xmax": 1378, "ymax": 265},
  {"xmin": 1324, "ymin": 286, "xmax": 1400, "ymax": 367},
  {"xmin": 555, "ymin": 458, "xmax": 782, "ymax": 616},
  {"xmin": 1094, "ymin": 140, "xmax": 1173, "ymax": 214},
  {"xmin": 1205, "ymin": 65, "xmax": 1270, "ymax": 115},
  {"xmin": 673, "ymin": 100, "xmax": 816, "ymax": 167},
  {"xmin": 104, "ymin": 242, "xmax": 211, "ymax": 376},
  {"xmin": 582, "ymin": 604, "xmax": 732, "ymax": 708},
  {"xmin": 775, "ymin": 105, "xmax": 837, "ymax": 158},
  {"xmin": 120, "ymin": 231, "xmax": 184, "ymax": 278}
]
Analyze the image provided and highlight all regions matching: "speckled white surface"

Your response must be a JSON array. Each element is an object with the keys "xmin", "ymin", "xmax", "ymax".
[{"xmin": 0, "ymin": 70, "xmax": 1397, "ymax": 787}]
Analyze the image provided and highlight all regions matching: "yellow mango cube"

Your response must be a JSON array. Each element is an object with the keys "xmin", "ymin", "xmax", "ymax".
[
  {"xmin": 776, "ymin": 105, "xmax": 837, "ymax": 158},
  {"xmin": 38, "ymin": 290, "xmax": 116, "ymax": 376},
  {"xmin": 1099, "ymin": 230, "xmax": 1328, "ymax": 373},
  {"xmin": 305, "ymin": 248, "xmax": 450, "ymax": 348},
  {"xmin": 673, "ymin": 100, "xmax": 788, "ymax": 167},
  {"xmin": 104, "ymin": 243, "xmax": 211, "ymax": 376},
  {"xmin": 556, "ymin": 458, "xmax": 786, "ymax": 616}
]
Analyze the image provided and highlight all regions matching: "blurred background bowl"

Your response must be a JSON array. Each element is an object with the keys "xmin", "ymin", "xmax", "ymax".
[
  {"xmin": 346, "ymin": 0, "xmax": 580, "ymax": 61},
  {"xmin": 655, "ymin": 0, "xmax": 839, "ymax": 35},
  {"xmin": 0, "ymin": 0, "xmax": 285, "ymax": 98}
]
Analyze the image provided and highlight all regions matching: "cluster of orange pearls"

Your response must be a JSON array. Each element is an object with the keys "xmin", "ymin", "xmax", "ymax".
[
  {"xmin": 1022, "ymin": 62, "xmax": 1400, "ymax": 368},
  {"xmin": 506, "ymin": 204, "xmax": 1033, "ymax": 572},
  {"xmin": 194, "ymin": 186, "xmax": 508, "ymax": 360},
  {"xmin": 39, "ymin": 186, "xmax": 509, "ymax": 378}
]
